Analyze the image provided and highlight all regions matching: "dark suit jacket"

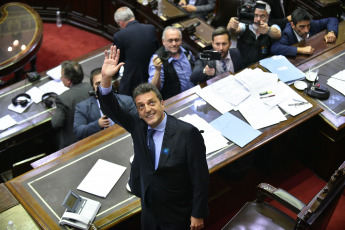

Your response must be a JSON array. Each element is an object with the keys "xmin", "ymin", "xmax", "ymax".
[
  {"xmin": 271, "ymin": 18, "xmax": 339, "ymax": 57},
  {"xmin": 113, "ymin": 20, "xmax": 159, "ymax": 96},
  {"xmin": 98, "ymin": 89, "xmax": 209, "ymax": 225},
  {"xmin": 51, "ymin": 82, "xmax": 91, "ymax": 149},
  {"xmin": 187, "ymin": 0, "xmax": 216, "ymax": 19},
  {"xmin": 73, "ymin": 94, "xmax": 137, "ymax": 140},
  {"xmin": 190, "ymin": 48, "xmax": 244, "ymax": 84}
]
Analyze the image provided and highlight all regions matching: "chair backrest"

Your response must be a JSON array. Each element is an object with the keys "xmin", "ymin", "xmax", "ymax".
[
  {"xmin": 295, "ymin": 161, "xmax": 345, "ymax": 230},
  {"xmin": 211, "ymin": 0, "xmax": 239, "ymax": 28}
]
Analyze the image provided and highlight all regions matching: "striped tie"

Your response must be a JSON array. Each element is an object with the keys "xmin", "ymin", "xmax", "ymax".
[{"xmin": 222, "ymin": 60, "xmax": 227, "ymax": 72}]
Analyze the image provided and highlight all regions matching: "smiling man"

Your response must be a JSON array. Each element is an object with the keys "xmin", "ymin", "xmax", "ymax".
[
  {"xmin": 149, "ymin": 26, "xmax": 195, "ymax": 100},
  {"xmin": 190, "ymin": 26, "xmax": 244, "ymax": 84},
  {"xmin": 98, "ymin": 46, "xmax": 209, "ymax": 230},
  {"xmin": 271, "ymin": 8, "xmax": 338, "ymax": 57}
]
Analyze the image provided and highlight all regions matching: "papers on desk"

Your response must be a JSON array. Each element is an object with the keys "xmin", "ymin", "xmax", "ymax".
[
  {"xmin": 39, "ymin": 80, "xmax": 68, "ymax": 95},
  {"xmin": 259, "ymin": 55, "xmax": 305, "ymax": 84},
  {"xmin": 0, "ymin": 115, "xmax": 17, "ymax": 131},
  {"xmin": 210, "ymin": 112, "xmax": 261, "ymax": 148},
  {"xmin": 77, "ymin": 159, "xmax": 126, "ymax": 198},
  {"xmin": 327, "ymin": 69, "xmax": 345, "ymax": 96},
  {"xmin": 46, "ymin": 65, "xmax": 62, "ymax": 81},
  {"xmin": 7, "ymin": 96, "xmax": 34, "ymax": 114},
  {"xmin": 179, "ymin": 114, "xmax": 228, "ymax": 154}
]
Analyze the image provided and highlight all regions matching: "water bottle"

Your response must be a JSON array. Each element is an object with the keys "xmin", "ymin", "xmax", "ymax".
[
  {"xmin": 157, "ymin": 0, "xmax": 163, "ymax": 16},
  {"xmin": 7, "ymin": 221, "xmax": 16, "ymax": 230},
  {"xmin": 56, "ymin": 11, "xmax": 62, "ymax": 27}
]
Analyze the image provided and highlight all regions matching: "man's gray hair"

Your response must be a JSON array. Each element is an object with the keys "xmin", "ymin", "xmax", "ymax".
[
  {"xmin": 162, "ymin": 26, "xmax": 182, "ymax": 40},
  {"xmin": 114, "ymin": 7, "xmax": 135, "ymax": 24},
  {"xmin": 256, "ymin": 1, "xmax": 271, "ymax": 15}
]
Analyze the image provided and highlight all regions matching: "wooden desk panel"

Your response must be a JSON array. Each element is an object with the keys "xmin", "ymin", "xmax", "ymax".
[{"xmin": 6, "ymin": 80, "xmax": 322, "ymax": 229}]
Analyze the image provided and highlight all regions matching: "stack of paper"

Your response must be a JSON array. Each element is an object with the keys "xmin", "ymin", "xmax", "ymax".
[
  {"xmin": 259, "ymin": 55, "xmax": 305, "ymax": 84},
  {"xmin": 327, "ymin": 69, "xmax": 345, "ymax": 96},
  {"xmin": 179, "ymin": 114, "xmax": 228, "ymax": 154}
]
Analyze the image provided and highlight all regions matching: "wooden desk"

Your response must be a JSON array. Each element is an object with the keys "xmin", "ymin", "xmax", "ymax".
[
  {"xmin": 5, "ymin": 75, "xmax": 322, "ymax": 229},
  {"xmin": 0, "ymin": 3, "xmax": 43, "ymax": 78},
  {"xmin": 0, "ymin": 44, "xmax": 111, "ymax": 172}
]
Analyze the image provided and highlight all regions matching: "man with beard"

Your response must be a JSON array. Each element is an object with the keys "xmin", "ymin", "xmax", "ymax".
[
  {"xmin": 190, "ymin": 26, "xmax": 244, "ymax": 84},
  {"xmin": 227, "ymin": 1, "xmax": 281, "ymax": 67},
  {"xmin": 148, "ymin": 26, "xmax": 195, "ymax": 100},
  {"xmin": 271, "ymin": 8, "xmax": 338, "ymax": 57}
]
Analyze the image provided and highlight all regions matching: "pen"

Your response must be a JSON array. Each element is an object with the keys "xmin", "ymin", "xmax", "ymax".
[
  {"xmin": 288, "ymin": 102, "xmax": 308, "ymax": 106},
  {"xmin": 293, "ymin": 98, "xmax": 305, "ymax": 103},
  {"xmin": 259, "ymin": 90, "xmax": 272, "ymax": 96},
  {"xmin": 260, "ymin": 94, "xmax": 275, "ymax": 99}
]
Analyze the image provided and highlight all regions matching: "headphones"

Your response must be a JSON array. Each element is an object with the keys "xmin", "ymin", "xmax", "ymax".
[
  {"xmin": 12, "ymin": 93, "xmax": 32, "ymax": 107},
  {"xmin": 42, "ymin": 92, "xmax": 58, "ymax": 108}
]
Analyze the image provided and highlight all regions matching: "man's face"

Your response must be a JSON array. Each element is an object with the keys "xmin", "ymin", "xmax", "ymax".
[
  {"xmin": 92, "ymin": 73, "xmax": 102, "ymax": 94},
  {"xmin": 253, "ymin": 8, "xmax": 268, "ymax": 25},
  {"xmin": 60, "ymin": 70, "xmax": 71, "ymax": 87},
  {"xmin": 162, "ymin": 29, "xmax": 182, "ymax": 55},
  {"xmin": 135, "ymin": 91, "xmax": 165, "ymax": 128},
  {"xmin": 292, "ymin": 20, "xmax": 311, "ymax": 39},
  {"xmin": 212, "ymin": 34, "xmax": 231, "ymax": 59}
]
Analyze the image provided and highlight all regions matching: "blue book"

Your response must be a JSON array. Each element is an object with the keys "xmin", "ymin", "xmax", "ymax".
[{"xmin": 259, "ymin": 55, "xmax": 305, "ymax": 84}]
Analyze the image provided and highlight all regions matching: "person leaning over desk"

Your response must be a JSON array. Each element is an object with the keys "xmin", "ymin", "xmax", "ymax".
[
  {"xmin": 98, "ymin": 46, "xmax": 209, "ymax": 230},
  {"xmin": 270, "ymin": 8, "xmax": 338, "ymax": 57},
  {"xmin": 190, "ymin": 26, "xmax": 244, "ymax": 84},
  {"xmin": 51, "ymin": 61, "xmax": 91, "ymax": 150},
  {"xmin": 73, "ymin": 67, "xmax": 137, "ymax": 140}
]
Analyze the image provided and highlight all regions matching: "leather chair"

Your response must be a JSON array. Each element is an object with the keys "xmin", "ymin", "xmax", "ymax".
[{"xmin": 222, "ymin": 161, "xmax": 345, "ymax": 230}]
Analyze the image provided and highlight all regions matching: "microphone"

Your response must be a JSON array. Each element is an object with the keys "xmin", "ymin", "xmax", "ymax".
[
  {"xmin": 185, "ymin": 21, "xmax": 201, "ymax": 35},
  {"xmin": 88, "ymin": 90, "xmax": 96, "ymax": 97}
]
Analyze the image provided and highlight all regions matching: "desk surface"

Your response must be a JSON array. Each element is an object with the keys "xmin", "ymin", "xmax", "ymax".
[
  {"xmin": 0, "ymin": 3, "xmax": 43, "ymax": 77},
  {"xmin": 5, "ymin": 74, "xmax": 322, "ymax": 229},
  {"xmin": 287, "ymin": 21, "xmax": 345, "ymax": 131}
]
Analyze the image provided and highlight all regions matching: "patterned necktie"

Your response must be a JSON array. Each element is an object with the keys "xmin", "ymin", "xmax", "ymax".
[
  {"xmin": 222, "ymin": 60, "xmax": 227, "ymax": 72},
  {"xmin": 148, "ymin": 129, "xmax": 156, "ymax": 165}
]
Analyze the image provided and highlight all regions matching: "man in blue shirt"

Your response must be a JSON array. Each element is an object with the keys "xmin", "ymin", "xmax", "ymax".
[
  {"xmin": 148, "ymin": 26, "xmax": 195, "ymax": 100},
  {"xmin": 271, "ymin": 8, "xmax": 338, "ymax": 57}
]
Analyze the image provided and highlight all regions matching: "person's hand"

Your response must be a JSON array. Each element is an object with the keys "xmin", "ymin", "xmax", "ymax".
[
  {"xmin": 101, "ymin": 46, "xmax": 125, "ymax": 84},
  {"xmin": 153, "ymin": 55, "xmax": 163, "ymax": 71},
  {"xmin": 324, "ymin": 31, "xmax": 336, "ymax": 43},
  {"xmin": 190, "ymin": 217, "xmax": 204, "ymax": 230},
  {"xmin": 179, "ymin": 0, "xmax": 186, "ymax": 6},
  {"xmin": 98, "ymin": 115, "xmax": 111, "ymax": 128},
  {"xmin": 257, "ymin": 21, "xmax": 269, "ymax": 34},
  {"xmin": 204, "ymin": 65, "xmax": 215, "ymax": 76},
  {"xmin": 298, "ymin": 46, "xmax": 315, "ymax": 55},
  {"xmin": 227, "ymin": 17, "xmax": 239, "ymax": 30},
  {"xmin": 287, "ymin": 15, "xmax": 292, "ymax": 22},
  {"xmin": 181, "ymin": 5, "xmax": 197, "ymax": 12}
]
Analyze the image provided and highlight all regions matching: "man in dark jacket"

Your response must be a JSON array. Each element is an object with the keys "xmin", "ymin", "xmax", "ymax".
[{"xmin": 190, "ymin": 26, "xmax": 244, "ymax": 84}]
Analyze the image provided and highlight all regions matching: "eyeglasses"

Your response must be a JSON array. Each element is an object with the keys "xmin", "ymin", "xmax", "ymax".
[
  {"xmin": 254, "ymin": 14, "xmax": 267, "ymax": 20},
  {"xmin": 166, "ymin": 38, "xmax": 181, "ymax": 44}
]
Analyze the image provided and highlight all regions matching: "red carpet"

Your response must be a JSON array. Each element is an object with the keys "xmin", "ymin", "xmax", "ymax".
[{"xmin": 36, "ymin": 23, "xmax": 111, "ymax": 72}]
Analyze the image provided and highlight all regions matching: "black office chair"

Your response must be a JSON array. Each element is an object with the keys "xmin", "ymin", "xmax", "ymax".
[{"xmin": 222, "ymin": 161, "xmax": 345, "ymax": 230}]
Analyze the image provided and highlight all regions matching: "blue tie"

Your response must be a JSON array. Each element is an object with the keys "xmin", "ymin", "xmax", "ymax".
[
  {"xmin": 222, "ymin": 60, "xmax": 227, "ymax": 72},
  {"xmin": 148, "ymin": 129, "xmax": 156, "ymax": 165}
]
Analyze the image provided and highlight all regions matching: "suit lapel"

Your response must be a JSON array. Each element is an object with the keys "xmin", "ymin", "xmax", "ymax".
[
  {"xmin": 157, "ymin": 116, "xmax": 175, "ymax": 169},
  {"xmin": 91, "ymin": 97, "xmax": 101, "ymax": 121}
]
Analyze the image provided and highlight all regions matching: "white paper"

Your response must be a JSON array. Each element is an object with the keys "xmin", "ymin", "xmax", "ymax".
[
  {"xmin": 197, "ymin": 86, "xmax": 234, "ymax": 114},
  {"xmin": 77, "ymin": 159, "xmax": 126, "ymax": 198},
  {"xmin": 26, "ymin": 86, "xmax": 45, "ymax": 103},
  {"xmin": 179, "ymin": 114, "xmax": 228, "ymax": 154},
  {"xmin": 46, "ymin": 65, "xmax": 62, "ymax": 81},
  {"xmin": 0, "ymin": 115, "xmax": 17, "ymax": 131},
  {"xmin": 39, "ymin": 80, "xmax": 68, "ymax": 95}
]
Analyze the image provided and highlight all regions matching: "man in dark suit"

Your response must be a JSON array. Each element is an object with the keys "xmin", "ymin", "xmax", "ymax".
[
  {"xmin": 73, "ymin": 68, "xmax": 137, "ymax": 140},
  {"xmin": 113, "ymin": 6, "xmax": 159, "ymax": 96},
  {"xmin": 190, "ymin": 26, "xmax": 244, "ymax": 84},
  {"xmin": 178, "ymin": 0, "xmax": 216, "ymax": 20},
  {"xmin": 51, "ymin": 61, "xmax": 91, "ymax": 150},
  {"xmin": 98, "ymin": 46, "xmax": 209, "ymax": 230},
  {"xmin": 271, "ymin": 8, "xmax": 338, "ymax": 57}
]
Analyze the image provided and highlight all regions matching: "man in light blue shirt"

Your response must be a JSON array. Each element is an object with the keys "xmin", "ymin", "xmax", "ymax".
[{"xmin": 148, "ymin": 26, "xmax": 195, "ymax": 100}]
